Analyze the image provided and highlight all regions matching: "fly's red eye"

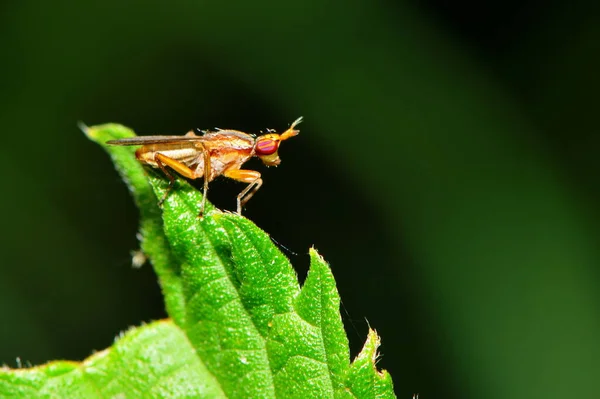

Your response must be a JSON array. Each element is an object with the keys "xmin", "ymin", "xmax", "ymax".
[{"xmin": 256, "ymin": 139, "xmax": 278, "ymax": 155}]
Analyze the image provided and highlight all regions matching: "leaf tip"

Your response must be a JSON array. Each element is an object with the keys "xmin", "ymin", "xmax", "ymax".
[
  {"xmin": 364, "ymin": 328, "xmax": 382, "ymax": 366},
  {"xmin": 359, "ymin": 328, "xmax": 394, "ymax": 378},
  {"xmin": 308, "ymin": 247, "xmax": 335, "ymax": 278},
  {"xmin": 78, "ymin": 121, "xmax": 94, "ymax": 138},
  {"xmin": 82, "ymin": 123, "xmax": 137, "ymax": 146},
  {"xmin": 309, "ymin": 246, "xmax": 323, "ymax": 260}
]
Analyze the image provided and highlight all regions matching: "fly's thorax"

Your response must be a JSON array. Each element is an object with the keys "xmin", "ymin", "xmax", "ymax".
[
  {"xmin": 207, "ymin": 146, "xmax": 253, "ymax": 177},
  {"xmin": 202, "ymin": 130, "xmax": 255, "ymax": 150}
]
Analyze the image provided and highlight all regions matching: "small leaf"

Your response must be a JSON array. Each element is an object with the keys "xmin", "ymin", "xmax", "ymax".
[
  {"xmin": 0, "ymin": 320, "xmax": 225, "ymax": 399},
  {"xmin": 345, "ymin": 330, "xmax": 396, "ymax": 399},
  {"xmin": 1, "ymin": 123, "xmax": 396, "ymax": 398}
]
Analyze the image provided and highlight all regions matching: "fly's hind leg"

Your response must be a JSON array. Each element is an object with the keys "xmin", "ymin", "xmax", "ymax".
[
  {"xmin": 154, "ymin": 154, "xmax": 176, "ymax": 206},
  {"xmin": 223, "ymin": 169, "xmax": 262, "ymax": 214},
  {"xmin": 198, "ymin": 143, "xmax": 211, "ymax": 217},
  {"xmin": 153, "ymin": 153, "xmax": 199, "ymax": 206}
]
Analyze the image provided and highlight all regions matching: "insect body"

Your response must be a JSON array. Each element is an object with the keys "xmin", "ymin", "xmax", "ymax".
[{"xmin": 107, "ymin": 117, "xmax": 302, "ymax": 215}]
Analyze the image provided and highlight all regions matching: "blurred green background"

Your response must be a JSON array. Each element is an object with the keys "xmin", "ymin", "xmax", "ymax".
[{"xmin": 2, "ymin": 0, "xmax": 599, "ymax": 397}]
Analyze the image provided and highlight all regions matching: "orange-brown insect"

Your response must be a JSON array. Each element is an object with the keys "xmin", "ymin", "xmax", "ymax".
[{"xmin": 107, "ymin": 117, "xmax": 302, "ymax": 215}]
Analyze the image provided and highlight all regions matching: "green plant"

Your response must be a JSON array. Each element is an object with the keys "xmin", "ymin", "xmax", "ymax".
[{"xmin": 0, "ymin": 124, "xmax": 396, "ymax": 399}]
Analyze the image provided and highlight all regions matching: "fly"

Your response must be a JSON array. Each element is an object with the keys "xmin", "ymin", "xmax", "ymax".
[{"xmin": 106, "ymin": 117, "xmax": 302, "ymax": 216}]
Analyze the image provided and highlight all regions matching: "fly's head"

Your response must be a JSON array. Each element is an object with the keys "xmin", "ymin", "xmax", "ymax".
[{"xmin": 254, "ymin": 117, "xmax": 302, "ymax": 166}]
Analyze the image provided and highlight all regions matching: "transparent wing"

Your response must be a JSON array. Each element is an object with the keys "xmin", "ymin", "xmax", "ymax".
[{"xmin": 106, "ymin": 135, "xmax": 205, "ymax": 146}]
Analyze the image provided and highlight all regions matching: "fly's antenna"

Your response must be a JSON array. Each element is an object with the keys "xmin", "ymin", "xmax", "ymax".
[
  {"xmin": 280, "ymin": 116, "xmax": 303, "ymax": 141},
  {"xmin": 290, "ymin": 116, "xmax": 303, "ymax": 129}
]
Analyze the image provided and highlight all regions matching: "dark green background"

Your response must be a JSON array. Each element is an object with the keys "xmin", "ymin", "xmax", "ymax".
[{"xmin": 2, "ymin": 1, "xmax": 599, "ymax": 398}]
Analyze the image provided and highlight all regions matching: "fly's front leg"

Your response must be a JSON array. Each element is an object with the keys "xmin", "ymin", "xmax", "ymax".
[
  {"xmin": 154, "ymin": 153, "xmax": 199, "ymax": 206},
  {"xmin": 222, "ymin": 169, "xmax": 262, "ymax": 214}
]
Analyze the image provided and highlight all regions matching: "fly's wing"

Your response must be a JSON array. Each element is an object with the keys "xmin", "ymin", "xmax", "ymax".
[
  {"xmin": 106, "ymin": 135, "xmax": 204, "ymax": 146},
  {"xmin": 122, "ymin": 130, "xmax": 254, "ymax": 157}
]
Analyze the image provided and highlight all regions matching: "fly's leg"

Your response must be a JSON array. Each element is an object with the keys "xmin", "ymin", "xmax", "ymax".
[
  {"xmin": 198, "ymin": 143, "xmax": 211, "ymax": 218},
  {"xmin": 238, "ymin": 177, "xmax": 262, "ymax": 213},
  {"xmin": 223, "ymin": 169, "xmax": 262, "ymax": 214},
  {"xmin": 153, "ymin": 153, "xmax": 199, "ymax": 206},
  {"xmin": 154, "ymin": 154, "xmax": 176, "ymax": 206}
]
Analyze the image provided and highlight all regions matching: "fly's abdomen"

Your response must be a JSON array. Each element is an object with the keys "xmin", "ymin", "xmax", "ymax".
[{"xmin": 136, "ymin": 145, "xmax": 201, "ymax": 167}]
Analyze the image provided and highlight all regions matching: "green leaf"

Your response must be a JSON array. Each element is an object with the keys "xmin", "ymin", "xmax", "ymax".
[
  {"xmin": 0, "ymin": 320, "xmax": 224, "ymax": 399},
  {"xmin": 0, "ymin": 124, "xmax": 396, "ymax": 398}
]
